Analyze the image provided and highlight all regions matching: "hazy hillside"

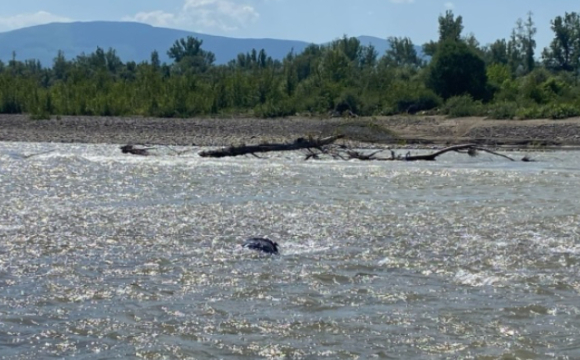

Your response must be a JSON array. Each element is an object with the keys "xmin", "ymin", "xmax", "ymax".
[{"xmin": 0, "ymin": 21, "xmax": 416, "ymax": 67}]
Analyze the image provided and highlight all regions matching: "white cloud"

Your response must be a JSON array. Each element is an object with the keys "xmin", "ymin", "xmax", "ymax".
[
  {"xmin": 0, "ymin": 11, "xmax": 73, "ymax": 31},
  {"xmin": 444, "ymin": 2, "xmax": 455, "ymax": 9},
  {"xmin": 124, "ymin": 0, "xmax": 260, "ymax": 32},
  {"xmin": 128, "ymin": 10, "xmax": 177, "ymax": 28}
]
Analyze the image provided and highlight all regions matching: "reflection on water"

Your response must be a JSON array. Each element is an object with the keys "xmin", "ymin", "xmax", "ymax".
[{"xmin": 1, "ymin": 142, "xmax": 580, "ymax": 359}]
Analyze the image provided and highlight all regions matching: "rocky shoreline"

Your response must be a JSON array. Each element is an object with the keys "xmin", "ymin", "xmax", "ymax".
[{"xmin": 1, "ymin": 114, "xmax": 580, "ymax": 149}]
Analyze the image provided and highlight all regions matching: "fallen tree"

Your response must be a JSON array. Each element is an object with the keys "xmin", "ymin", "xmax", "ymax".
[
  {"xmin": 197, "ymin": 136, "xmax": 533, "ymax": 162},
  {"xmin": 198, "ymin": 135, "xmax": 345, "ymax": 158},
  {"xmin": 344, "ymin": 144, "xmax": 522, "ymax": 161}
]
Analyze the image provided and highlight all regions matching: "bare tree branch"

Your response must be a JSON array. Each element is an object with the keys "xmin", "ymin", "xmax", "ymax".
[{"xmin": 198, "ymin": 135, "xmax": 345, "ymax": 158}]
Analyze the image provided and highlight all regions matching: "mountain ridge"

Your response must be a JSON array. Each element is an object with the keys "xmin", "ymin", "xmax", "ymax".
[{"xmin": 0, "ymin": 21, "xmax": 412, "ymax": 67}]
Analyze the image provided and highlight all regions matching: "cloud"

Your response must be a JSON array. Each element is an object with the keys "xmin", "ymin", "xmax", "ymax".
[
  {"xmin": 127, "ymin": 10, "xmax": 177, "ymax": 28},
  {"xmin": 124, "ymin": 0, "xmax": 260, "ymax": 32},
  {"xmin": 0, "ymin": 11, "xmax": 73, "ymax": 31},
  {"xmin": 444, "ymin": 2, "xmax": 455, "ymax": 9}
]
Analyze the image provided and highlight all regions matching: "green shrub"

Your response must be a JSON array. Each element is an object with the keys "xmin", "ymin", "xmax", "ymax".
[
  {"xmin": 493, "ymin": 78, "xmax": 519, "ymax": 102},
  {"xmin": 334, "ymin": 90, "xmax": 361, "ymax": 114},
  {"xmin": 427, "ymin": 40, "xmax": 488, "ymax": 100},
  {"xmin": 540, "ymin": 77, "xmax": 568, "ymax": 97},
  {"xmin": 442, "ymin": 95, "xmax": 484, "ymax": 117},
  {"xmin": 358, "ymin": 94, "xmax": 382, "ymax": 116},
  {"xmin": 380, "ymin": 105, "xmax": 398, "ymax": 116},
  {"xmin": 254, "ymin": 100, "xmax": 296, "ymax": 118},
  {"xmin": 486, "ymin": 102, "xmax": 517, "ymax": 119},
  {"xmin": 541, "ymin": 103, "xmax": 580, "ymax": 119},
  {"xmin": 518, "ymin": 69, "xmax": 556, "ymax": 104},
  {"xmin": 515, "ymin": 106, "xmax": 543, "ymax": 119},
  {"xmin": 515, "ymin": 103, "xmax": 580, "ymax": 120},
  {"xmin": 394, "ymin": 89, "xmax": 442, "ymax": 114}
]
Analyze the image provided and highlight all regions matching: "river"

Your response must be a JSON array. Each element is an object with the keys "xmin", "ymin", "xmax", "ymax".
[{"xmin": 1, "ymin": 142, "xmax": 579, "ymax": 359}]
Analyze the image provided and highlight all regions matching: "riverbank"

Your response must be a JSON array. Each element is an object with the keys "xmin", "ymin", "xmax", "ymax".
[{"xmin": 1, "ymin": 114, "xmax": 580, "ymax": 148}]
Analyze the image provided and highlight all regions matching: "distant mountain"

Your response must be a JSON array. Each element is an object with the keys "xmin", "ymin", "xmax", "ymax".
[{"xmin": 0, "ymin": 21, "xmax": 420, "ymax": 67}]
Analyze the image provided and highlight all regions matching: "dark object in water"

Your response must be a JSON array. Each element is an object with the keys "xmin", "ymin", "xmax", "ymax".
[
  {"xmin": 120, "ymin": 144, "xmax": 151, "ymax": 156},
  {"xmin": 242, "ymin": 237, "xmax": 279, "ymax": 255},
  {"xmin": 521, "ymin": 155, "xmax": 536, "ymax": 162}
]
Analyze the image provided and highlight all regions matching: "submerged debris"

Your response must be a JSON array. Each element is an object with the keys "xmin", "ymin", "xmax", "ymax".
[
  {"xmin": 120, "ymin": 144, "xmax": 153, "ymax": 156},
  {"xmin": 521, "ymin": 154, "xmax": 536, "ymax": 162},
  {"xmin": 242, "ymin": 237, "xmax": 280, "ymax": 255}
]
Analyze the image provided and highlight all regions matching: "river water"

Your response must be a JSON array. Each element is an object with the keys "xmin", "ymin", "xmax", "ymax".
[{"xmin": 1, "ymin": 142, "xmax": 579, "ymax": 359}]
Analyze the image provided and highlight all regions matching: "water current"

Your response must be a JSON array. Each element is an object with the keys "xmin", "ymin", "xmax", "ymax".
[{"xmin": 1, "ymin": 142, "xmax": 579, "ymax": 359}]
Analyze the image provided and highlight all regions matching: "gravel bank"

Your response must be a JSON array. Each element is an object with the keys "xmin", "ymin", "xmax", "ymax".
[{"xmin": 2, "ymin": 114, "xmax": 580, "ymax": 148}]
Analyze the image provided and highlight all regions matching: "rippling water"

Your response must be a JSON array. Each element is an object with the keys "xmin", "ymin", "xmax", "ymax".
[{"xmin": 1, "ymin": 142, "xmax": 580, "ymax": 359}]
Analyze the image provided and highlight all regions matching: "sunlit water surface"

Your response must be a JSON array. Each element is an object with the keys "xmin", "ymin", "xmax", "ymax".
[{"xmin": 1, "ymin": 142, "xmax": 579, "ymax": 359}]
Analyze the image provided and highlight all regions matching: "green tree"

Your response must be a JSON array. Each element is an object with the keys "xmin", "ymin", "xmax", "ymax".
[
  {"xmin": 360, "ymin": 45, "xmax": 378, "ymax": 69},
  {"xmin": 150, "ymin": 50, "xmax": 161, "ymax": 70},
  {"xmin": 292, "ymin": 44, "xmax": 322, "ymax": 81},
  {"xmin": 331, "ymin": 36, "xmax": 362, "ymax": 63},
  {"xmin": 385, "ymin": 37, "xmax": 422, "ymax": 67},
  {"xmin": 104, "ymin": 48, "xmax": 123, "ymax": 74},
  {"xmin": 167, "ymin": 36, "xmax": 215, "ymax": 73},
  {"xmin": 542, "ymin": 12, "xmax": 580, "ymax": 72},
  {"xmin": 321, "ymin": 47, "xmax": 352, "ymax": 83},
  {"xmin": 439, "ymin": 10, "xmax": 464, "ymax": 42},
  {"xmin": 484, "ymin": 39, "xmax": 509, "ymax": 65},
  {"xmin": 427, "ymin": 40, "xmax": 488, "ymax": 100},
  {"xmin": 508, "ymin": 13, "xmax": 537, "ymax": 75},
  {"xmin": 463, "ymin": 33, "xmax": 485, "ymax": 58},
  {"xmin": 52, "ymin": 50, "xmax": 69, "ymax": 81},
  {"xmin": 424, "ymin": 10, "xmax": 464, "ymax": 56},
  {"xmin": 230, "ymin": 48, "xmax": 274, "ymax": 69}
]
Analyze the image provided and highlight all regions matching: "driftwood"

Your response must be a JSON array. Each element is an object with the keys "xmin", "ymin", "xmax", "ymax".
[
  {"xmin": 198, "ymin": 135, "xmax": 345, "ymax": 158},
  {"xmin": 404, "ymin": 144, "xmax": 516, "ymax": 161},
  {"xmin": 196, "ymin": 136, "xmax": 533, "ymax": 162},
  {"xmin": 121, "ymin": 144, "xmax": 196, "ymax": 156},
  {"xmin": 120, "ymin": 144, "xmax": 154, "ymax": 156},
  {"xmin": 344, "ymin": 144, "xmax": 531, "ymax": 162}
]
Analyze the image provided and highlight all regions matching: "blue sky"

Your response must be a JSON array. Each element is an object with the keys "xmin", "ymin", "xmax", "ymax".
[{"xmin": 0, "ymin": 0, "xmax": 577, "ymax": 50}]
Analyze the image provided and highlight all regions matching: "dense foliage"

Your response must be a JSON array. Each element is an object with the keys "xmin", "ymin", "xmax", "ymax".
[{"xmin": 2, "ymin": 10, "xmax": 580, "ymax": 120}]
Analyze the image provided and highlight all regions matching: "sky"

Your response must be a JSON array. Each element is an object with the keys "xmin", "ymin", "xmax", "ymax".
[{"xmin": 0, "ymin": 0, "xmax": 578, "ymax": 51}]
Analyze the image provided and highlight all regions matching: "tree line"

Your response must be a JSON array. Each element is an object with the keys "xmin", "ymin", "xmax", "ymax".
[{"xmin": 1, "ymin": 10, "xmax": 580, "ymax": 120}]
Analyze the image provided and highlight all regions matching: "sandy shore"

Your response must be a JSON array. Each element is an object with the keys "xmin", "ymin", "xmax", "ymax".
[{"xmin": 1, "ymin": 114, "xmax": 580, "ymax": 148}]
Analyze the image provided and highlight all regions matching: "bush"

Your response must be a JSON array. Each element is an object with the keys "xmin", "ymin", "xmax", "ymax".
[
  {"xmin": 442, "ymin": 95, "xmax": 484, "ymax": 117},
  {"xmin": 486, "ymin": 102, "xmax": 517, "ymax": 119},
  {"xmin": 393, "ymin": 89, "xmax": 442, "ymax": 114},
  {"xmin": 254, "ymin": 100, "xmax": 296, "ymax": 118},
  {"xmin": 518, "ymin": 68, "xmax": 555, "ymax": 104},
  {"xmin": 334, "ymin": 90, "xmax": 361, "ymax": 115},
  {"xmin": 358, "ymin": 94, "xmax": 382, "ymax": 116},
  {"xmin": 541, "ymin": 103, "xmax": 580, "ymax": 120},
  {"xmin": 427, "ymin": 40, "xmax": 488, "ymax": 100},
  {"xmin": 515, "ymin": 103, "xmax": 580, "ymax": 120},
  {"xmin": 493, "ymin": 78, "xmax": 519, "ymax": 102},
  {"xmin": 515, "ymin": 106, "xmax": 543, "ymax": 119}
]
